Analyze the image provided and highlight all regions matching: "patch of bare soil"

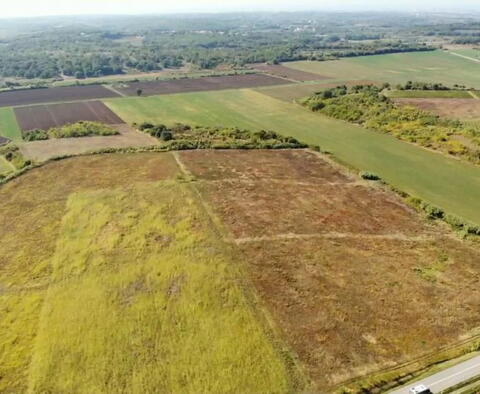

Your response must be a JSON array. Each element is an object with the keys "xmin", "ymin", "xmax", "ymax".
[
  {"xmin": 15, "ymin": 101, "xmax": 124, "ymax": 131},
  {"xmin": 394, "ymin": 98, "xmax": 480, "ymax": 120},
  {"xmin": 19, "ymin": 124, "xmax": 158, "ymax": 162},
  {"xmin": 250, "ymin": 63, "xmax": 330, "ymax": 82}
]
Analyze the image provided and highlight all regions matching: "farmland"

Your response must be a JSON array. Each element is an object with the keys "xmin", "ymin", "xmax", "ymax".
[
  {"xmin": 115, "ymin": 73, "xmax": 288, "ymax": 96},
  {"xmin": 1, "ymin": 149, "xmax": 478, "ymax": 392},
  {"xmin": 0, "ymin": 152, "xmax": 303, "ymax": 393},
  {"xmin": 105, "ymin": 88, "xmax": 480, "ymax": 225},
  {"xmin": 386, "ymin": 90, "xmax": 474, "ymax": 99},
  {"xmin": 284, "ymin": 50, "xmax": 480, "ymax": 88},
  {"xmin": 0, "ymin": 107, "xmax": 21, "ymax": 141},
  {"xmin": 249, "ymin": 64, "xmax": 328, "ymax": 82},
  {"xmin": 394, "ymin": 98, "xmax": 480, "ymax": 120},
  {"xmin": 256, "ymin": 80, "xmax": 378, "ymax": 102},
  {"xmin": 19, "ymin": 124, "xmax": 157, "ymax": 161},
  {"xmin": 0, "ymin": 85, "xmax": 120, "ymax": 108},
  {"xmin": 14, "ymin": 101, "xmax": 124, "ymax": 131},
  {"xmin": 178, "ymin": 149, "xmax": 480, "ymax": 389}
]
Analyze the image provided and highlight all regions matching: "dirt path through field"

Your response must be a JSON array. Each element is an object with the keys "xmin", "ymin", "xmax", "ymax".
[
  {"xmin": 232, "ymin": 232, "xmax": 438, "ymax": 245},
  {"xmin": 449, "ymin": 51, "xmax": 480, "ymax": 63},
  {"xmin": 469, "ymin": 91, "xmax": 479, "ymax": 99}
]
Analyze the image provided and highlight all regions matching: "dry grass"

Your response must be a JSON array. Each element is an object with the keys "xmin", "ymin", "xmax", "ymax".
[
  {"xmin": 178, "ymin": 149, "xmax": 480, "ymax": 391},
  {"xmin": 394, "ymin": 98, "xmax": 480, "ymax": 120},
  {"xmin": 19, "ymin": 125, "xmax": 158, "ymax": 162}
]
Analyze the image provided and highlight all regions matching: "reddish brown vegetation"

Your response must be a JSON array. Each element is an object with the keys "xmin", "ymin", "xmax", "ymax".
[
  {"xmin": 179, "ymin": 149, "xmax": 480, "ymax": 390},
  {"xmin": 14, "ymin": 101, "xmax": 124, "ymax": 131}
]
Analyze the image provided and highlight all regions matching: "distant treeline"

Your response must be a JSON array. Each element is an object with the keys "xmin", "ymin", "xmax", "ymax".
[{"xmin": 0, "ymin": 13, "xmax": 436, "ymax": 80}]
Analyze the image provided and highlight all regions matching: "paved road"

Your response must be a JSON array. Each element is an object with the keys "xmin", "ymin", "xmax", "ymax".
[{"xmin": 390, "ymin": 354, "xmax": 480, "ymax": 394}]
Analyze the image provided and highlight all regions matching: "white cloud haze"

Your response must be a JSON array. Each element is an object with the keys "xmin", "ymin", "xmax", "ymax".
[{"xmin": 1, "ymin": 0, "xmax": 478, "ymax": 18}]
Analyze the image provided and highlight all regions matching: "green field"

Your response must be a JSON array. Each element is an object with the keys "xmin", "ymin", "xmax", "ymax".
[
  {"xmin": 386, "ymin": 89, "xmax": 474, "ymax": 99},
  {"xmin": 105, "ymin": 88, "xmax": 480, "ymax": 225},
  {"xmin": 0, "ymin": 156, "xmax": 13, "ymax": 174},
  {"xmin": 284, "ymin": 50, "xmax": 480, "ymax": 88},
  {"xmin": 0, "ymin": 107, "xmax": 21, "ymax": 141}
]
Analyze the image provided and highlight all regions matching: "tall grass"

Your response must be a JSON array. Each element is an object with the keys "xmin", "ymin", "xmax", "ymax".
[{"xmin": 27, "ymin": 182, "xmax": 293, "ymax": 393}]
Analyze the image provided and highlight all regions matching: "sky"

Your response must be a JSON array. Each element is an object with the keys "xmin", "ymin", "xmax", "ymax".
[{"xmin": 1, "ymin": 0, "xmax": 479, "ymax": 18}]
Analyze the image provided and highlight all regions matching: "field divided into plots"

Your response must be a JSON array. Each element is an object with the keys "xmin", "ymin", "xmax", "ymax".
[
  {"xmin": 105, "ymin": 88, "xmax": 480, "ymax": 225},
  {"xmin": 1, "ymin": 149, "xmax": 479, "ymax": 392}
]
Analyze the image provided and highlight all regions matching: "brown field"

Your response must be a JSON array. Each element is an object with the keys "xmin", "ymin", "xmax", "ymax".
[
  {"xmin": 178, "ymin": 149, "xmax": 480, "ymax": 390},
  {"xmin": 395, "ymin": 97, "xmax": 480, "ymax": 120},
  {"xmin": 116, "ymin": 73, "xmax": 288, "ymax": 96},
  {"xmin": 14, "ymin": 101, "xmax": 125, "ymax": 131},
  {"xmin": 19, "ymin": 124, "xmax": 157, "ymax": 161},
  {"xmin": 0, "ymin": 85, "xmax": 120, "ymax": 108},
  {"xmin": 250, "ymin": 63, "xmax": 329, "ymax": 82}
]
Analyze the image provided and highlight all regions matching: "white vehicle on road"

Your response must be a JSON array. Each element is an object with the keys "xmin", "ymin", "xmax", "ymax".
[{"xmin": 409, "ymin": 385, "xmax": 432, "ymax": 394}]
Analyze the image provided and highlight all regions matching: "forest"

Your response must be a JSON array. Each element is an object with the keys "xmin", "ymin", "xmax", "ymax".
[{"xmin": 0, "ymin": 13, "xmax": 442, "ymax": 80}]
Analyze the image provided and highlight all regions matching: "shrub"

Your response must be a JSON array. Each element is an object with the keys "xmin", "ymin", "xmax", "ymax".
[
  {"xmin": 160, "ymin": 130, "xmax": 173, "ymax": 141},
  {"xmin": 22, "ymin": 129, "xmax": 49, "ymax": 141},
  {"xmin": 138, "ymin": 122, "xmax": 154, "ymax": 131},
  {"xmin": 360, "ymin": 171, "xmax": 381, "ymax": 180}
]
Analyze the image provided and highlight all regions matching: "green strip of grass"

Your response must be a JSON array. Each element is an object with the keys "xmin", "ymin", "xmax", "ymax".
[
  {"xmin": 105, "ymin": 88, "xmax": 480, "ymax": 225},
  {"xmin": 27, "ymin": 182, "xmax": 295, "ymax": 392},
  {"xmin": 0, "ymin": 107, "xmax": 21, "ymax": 141}
]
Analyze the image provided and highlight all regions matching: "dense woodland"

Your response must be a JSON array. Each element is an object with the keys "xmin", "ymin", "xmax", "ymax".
[{"xmin": 0, "ymin": 13, "xmax": 441, "ymax": 81}]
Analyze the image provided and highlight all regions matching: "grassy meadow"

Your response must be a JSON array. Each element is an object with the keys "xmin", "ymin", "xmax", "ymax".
[
  {"xmin": 284, "ymin": 50, "xmax": 480, "ymax": 88},
  {"xmin": 28, "ymin": 183, "xmax": 292, "ymax": 393},
  {"xmin": 0, "ymin": 154, "xmax": 301, "ymax": 393},
  {"xmin": 0, "ymin": 107, "xmax": 21, "ymax": 141},
  {"xmin": 105, "ymin": 89, "xmax": 480, "ymax": 225}
]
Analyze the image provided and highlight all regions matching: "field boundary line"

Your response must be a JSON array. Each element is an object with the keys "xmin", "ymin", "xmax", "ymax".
[
  {"xmin": 103, "ymin": 84, "xmax": 127, "ymax": 97},
  {"xmin": 232, "ymin": 232, "xmax": 437, "ymax": 244},
  {"xmin": 449, "ymin": 51, "xmax": 480, "ymax": 64},
  {"xmin": 198, "ymin": 178, "xmax": 360, "ymax": 187},
  {"xmin": 468, "ymin": 91, "xmax": 479, "ymax": 100}
]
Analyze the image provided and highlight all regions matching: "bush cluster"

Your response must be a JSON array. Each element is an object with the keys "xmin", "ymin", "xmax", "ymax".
[
  {"xmin": 303, "ymin": 85, "xmax": 480, "ymax": 164},
  {"xmin": 22, "ymin": 121, "xmax": 118, "ymax": 141},
  {"xmin": 407, "ymin": 197, "xmax": 480, "ymax": 236},
  {"xmin": 0, "ymin": 144, "xmax": 30, "ymax": 169},
  {"xmin": 137, "ymin": 123, "xmax": 308, "ymax": 149}
]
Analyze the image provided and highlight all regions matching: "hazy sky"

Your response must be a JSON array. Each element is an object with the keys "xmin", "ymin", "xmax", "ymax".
[{"xmin": 2, "ymin": 0, "xmax": 479, "ymax": 18}]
